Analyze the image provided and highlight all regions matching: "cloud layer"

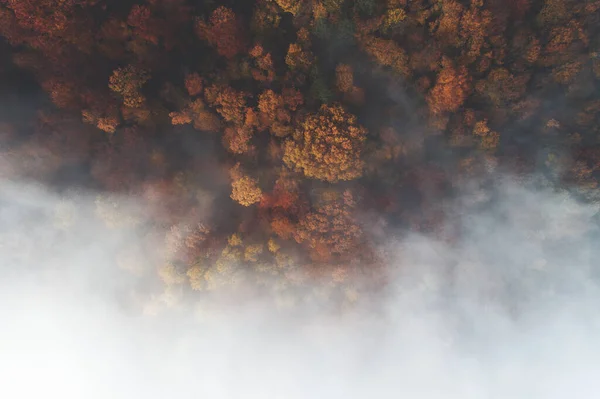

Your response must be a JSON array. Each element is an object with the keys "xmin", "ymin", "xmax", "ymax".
[{"xmin": 1, "ymin": 177, "xmax": 600, "ymax": 399}]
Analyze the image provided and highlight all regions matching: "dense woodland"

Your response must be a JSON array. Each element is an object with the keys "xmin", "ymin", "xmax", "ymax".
[{"xmin": 1, "ymin": 0, "xmax": 599, "ymax": 313}]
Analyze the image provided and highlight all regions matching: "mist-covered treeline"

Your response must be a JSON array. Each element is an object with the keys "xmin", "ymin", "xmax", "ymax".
[{"xmin": 1, "ymin": 0, "xmax": 599, "ymax": 310}]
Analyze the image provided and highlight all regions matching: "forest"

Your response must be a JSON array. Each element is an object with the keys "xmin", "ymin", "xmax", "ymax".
[{"xmin": 0, "ymin": 0, "xmax": 599, "ymax": 313}]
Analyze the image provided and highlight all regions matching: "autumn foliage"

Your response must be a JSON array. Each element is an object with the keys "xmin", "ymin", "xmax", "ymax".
[
  {"xmin": 196, "ymin": 6, "xmax": 246, "ymax": 59},
  {"xmin": 1, "ymin": 0, "xmax": 599, "ymax": 309},
  {"xmin": 284, "ymin": 104, "xmax": 367, "ymax": 182}
]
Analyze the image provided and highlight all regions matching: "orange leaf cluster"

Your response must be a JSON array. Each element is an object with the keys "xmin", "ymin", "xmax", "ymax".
[{"xmin": 427, "ymin": 58, "xmax": 471, "ymax": 114}]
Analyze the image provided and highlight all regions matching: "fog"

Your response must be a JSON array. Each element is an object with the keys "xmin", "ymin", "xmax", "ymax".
[{"xmin": 1, "ymin": 176, "xmax": 600, "ymax": 399}]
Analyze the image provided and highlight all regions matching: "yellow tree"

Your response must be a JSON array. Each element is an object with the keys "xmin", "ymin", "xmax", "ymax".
[
  {"xmin": 284, "ymin": 103, "xmax": 367, "ymax": 182},
  {"xmin": 230, "ymin": 163, "xmax": 263, "ymax": 206}
]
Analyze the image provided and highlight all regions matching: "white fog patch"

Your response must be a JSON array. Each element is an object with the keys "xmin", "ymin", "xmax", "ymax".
[{"xmin": 1, "ymin": 177, "xmax": 600, "ymax": 399}]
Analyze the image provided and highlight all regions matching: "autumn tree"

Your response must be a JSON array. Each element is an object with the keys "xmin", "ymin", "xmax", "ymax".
[
  {"xmin": 257, "ymin": 89, "xmax": 299, "ymax": 137},
  {"xmin": 431, "ymin": 0, "xmax": 464, "ymax": 47},
  {"xmin": 357, "ymin": 35, "xmax": 409, "ymax": 77},
  {"xmin": 230, "ymin": 163, "xmax": 263, "ymax": 206},
  {"xmin": 283, "ymin": 103, "xmax": 368, "ymax": 182},
  {"xmin": 204, "ymin": 84, "xmax": 249, "ymax": 125},
  {"xmin": 460, "ymin": 3, "xmax": 492, "ymax": 59},
  {"xmin": 335, "ymin": 63, "xmax": 364, "ymax": 104},
  {"xmin": 223, "ymin": 126, "xmax": 254, "ymax": 154},
  {"xmin": 184, "ymin": 73, "xmax": 203, "ymax": 97},
  {"xmin": 275, "ymin": 0, "xmax": 302, "ymax": 15},
  {"xmin": 109, "ymin": 65, "xmax": 150, "ymax": 108},
  {"xmin": 249, "ymin": 44, "xmax": 276, "ymax": 83},
  {"xmin": 335, "ymin": 64, "xmax": 354, "ymax": 93},
  {"xmin": 285, "ymin": 42, "xmax": 314, "ymax": 72},
  {"xmin": 251, "ymin": 0, "xmax": 282, "ymax": 34},
  {"xmin": 426, "ymin": 57, "xmax": 471, "ymax": 114},
  {"xmin": 196, "ymin": 6, "xmax": 246, "ymax": 59},
  {"xmin": 475, "ymin": 68, "xmax": 528, "ymax": 107},
  {"xmin": 169, "ymin": 98, "xmax": 222, "ymax": 132},
  {"xmin": 127, "ymin": 4, "xmax": 162, "ymax": 45},
  {"xmin": 295, "ymin": 190, "xmax": 363, "ymax": 262},
  {"xmin": 473, "ymin": 119, "xmax": 500, "ymax": 151}
]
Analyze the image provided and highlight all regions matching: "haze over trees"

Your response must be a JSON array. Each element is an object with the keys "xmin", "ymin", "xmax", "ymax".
[{"xmin": 0, "ymin": 0, "xmax": 599, "ymax": 310}]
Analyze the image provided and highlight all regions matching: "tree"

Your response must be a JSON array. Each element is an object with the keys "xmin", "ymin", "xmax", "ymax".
[
  {"xmin": 473, "ymin": 119, "xmax": 500, "ymax": 151},
  {"xmin": 204, "ymin": 84, "xmax": 248, "ymax": 125},
  {"xmin": 230, "ymin": 164, "xmax": 263, "ymax": 206},
  {"xmin": 275, "ymin": 0, "xmax": 302, "ymax": 15},
  {"xmin": 108, "ymin": 65, "xmax": 150, "ymax": 108},
  {"xmin": 169, "ymin": 98, "xmax": 222, "ymax": 132},
  {"xmin": 127, "ymin": 4, "xmax": 161, "ymax": 45},
  {"xmin": 196, "ymin": 6, "xmax": 246, "ymax": 59},
  {"xmin": 460, "ymin": 4, "xmax": 492, "ymax": 59},
  {"xmin": 335, "ymin": 64, "xmax": 354, "ymax": 93},
  {"xmin": 285, "ymin": 42, "xmax": 313, "ymax": 72},
  {"xmin": 432, "ymin": 0, "xmax": 464, "ymax": 47},
  {"xmin": 249, "ymin": 44, "xmax": 275, "ymax": 83},
  {"xmin": 251, "ymin": 0, "xmax": 282, "ymax": 34},
  {"xmin": 223, "ymin": 126, "xmax": 254, "ymax": 154},
  {"xmin": 184, "ymin": 73, "xmax": 203, "ymax": 96},
  {"xmin": 257, "ymin": 89, "xmax": 295, "ymax": 137},
  {"xmin": 475, "ymin": 68, "xmax": 528, "ymax": 107},
  {"xmin": 426, "ymin": 57, "xmax": 471, "ymax": 114},
  {"xmin": 295, "ymin": 190, "xmax": 362, "ymax": 262},
  {"xmin": 283, "ymin": 103, "xmax": 368, "ymax": 182},
  {"xmin": 358, "ymin": 35, "xmax": 409, "ymax": 77}
]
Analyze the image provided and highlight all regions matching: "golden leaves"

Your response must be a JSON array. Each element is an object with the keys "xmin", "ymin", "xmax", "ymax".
[
  {"xmin": 358, "ymin": 35, "xmax": 409, "ymax": 77},
  {"xmin": 473, "ymin": 119, "xmax": 500, "ymax": 151},
  {"xmin": 283, "ymin": 103, "xmax": 367, "ymax": 182},
  {"xmin": 108, "ymin": 65, "xmax": 150, "ymax": 108},
  {"xmin": 275, "ymin": 0, "xmax": 302, "ymax": 15},
  {"xmin": 230, "ymin": 164, "xmax": 263, "ymax": 206}
]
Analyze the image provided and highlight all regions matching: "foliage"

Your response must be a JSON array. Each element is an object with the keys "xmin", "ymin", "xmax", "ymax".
[
  {"xmin": 1, "ymin": 0, "xmax": 599, "ymax": 309},
  {"xmin": 284, "ymin": 103, "xmax": 367, "ymax": 182}
]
